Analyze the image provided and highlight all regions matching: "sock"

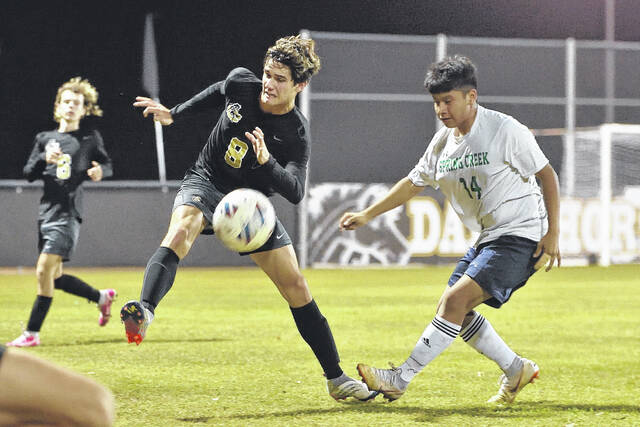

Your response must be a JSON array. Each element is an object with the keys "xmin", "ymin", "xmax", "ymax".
[
  {"xmin": 26, "ymin": 295, "xmax": 53, "ymax": 332},
  {"xmin": 329, "ymin": 372, "xmax": 350, "ymax": 386},
  {"xmin": 290, "ymin": 300, "xmax": 342, "ymax": 380},
  {"xmin": 460, "ymin": 311, "xmax": 520, "ymax": 374},
  {"xmin": 54, "ymin": 274, "xmax": 100, "ymax": 303},
  {"xmin": 140, "ymin": 247, "xmax": 180, "ymax": 314},
  {"xmin": 399, "ymin": 315, "xmax": 461, "ymax": 383},
  {"xmin": 98, "ymin": 290, "xmax": 108, "ymax": 305}
]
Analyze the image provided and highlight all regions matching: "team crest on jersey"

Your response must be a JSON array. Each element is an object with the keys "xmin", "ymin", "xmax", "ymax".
[{"xmin": 226, "ymin": 103, "xmax": 242, "ymax": 123}]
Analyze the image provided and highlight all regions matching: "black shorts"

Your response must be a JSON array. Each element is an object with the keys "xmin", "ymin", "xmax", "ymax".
[
  {"xmin": 0, "ymin": 344, "xmax": 5, "ymax": 364},
  {"xmin": 38, "ymin": 217, "xmax": 81, "ymax": 262},
  {"xmin": 173, "ymin": 172, "xmax": 292, "ymax": 255}
]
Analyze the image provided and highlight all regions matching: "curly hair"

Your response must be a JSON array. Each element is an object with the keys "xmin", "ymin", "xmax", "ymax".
[
  {"xmin": 53, "ymin": 77, "xmax": 103, "ymax": 122},
  {"xmin": 264, "ymin": 35, "xmax": 321, "ymax": 84}
]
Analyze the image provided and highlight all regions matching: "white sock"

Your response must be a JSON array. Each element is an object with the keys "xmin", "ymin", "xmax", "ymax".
[
  {"xmin": 145, "ymin": 307, "xmax": 154, "ymax": 323},
  {"xmin": 98, "ymin": 290, "xmax": 107, "ymax": 305},
  {"xmin": 461, "ymin": 312, "xmax": 519, "ymax": 374},
  {"xmin": 399, "ymin": 315, "xmax": 461, "ymax": 382}
]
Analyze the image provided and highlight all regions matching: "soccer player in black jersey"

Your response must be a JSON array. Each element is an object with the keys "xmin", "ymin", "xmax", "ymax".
[
  {"xmin": 6, "ymin": 77, "xmax": 117, "ymax": 348},
  {"xmin": 121, "ymin": 35, "xmax": 376, "ymax": 401}
]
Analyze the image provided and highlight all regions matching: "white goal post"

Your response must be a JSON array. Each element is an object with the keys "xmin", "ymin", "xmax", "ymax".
[{"xmin": 533, "ymin": 123, "xmax": 640, "ymax": 266}]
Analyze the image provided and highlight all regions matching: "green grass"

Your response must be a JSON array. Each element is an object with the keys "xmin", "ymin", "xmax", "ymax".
[{"xmin": 1, "ymin": 265, "xmax": 639, "ymax": 426}]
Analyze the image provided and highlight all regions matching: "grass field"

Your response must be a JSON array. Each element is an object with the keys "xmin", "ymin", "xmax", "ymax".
[{"xmin": 1, "ymin": 265, "xmax": 639, "ymax": 426}]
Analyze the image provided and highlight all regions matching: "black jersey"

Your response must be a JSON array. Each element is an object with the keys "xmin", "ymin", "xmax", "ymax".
[
  {"xmin": 170, "ymin": 68, "xmax": 310, "ymax": 204},
  {"xmin": 23, "ymin": 128, "xmax": 113, "ymax": 223}
]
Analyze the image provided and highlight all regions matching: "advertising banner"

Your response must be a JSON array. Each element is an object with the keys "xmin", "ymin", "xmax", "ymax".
[{"xmin": 308, "ymin": 183, "xmax": 640, "ymax": 266}]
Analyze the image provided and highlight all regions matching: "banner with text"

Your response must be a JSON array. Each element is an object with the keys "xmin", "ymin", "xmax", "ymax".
[{"xmin": 308, "ymin": 183, "xmax": 640, "ymax": 266}]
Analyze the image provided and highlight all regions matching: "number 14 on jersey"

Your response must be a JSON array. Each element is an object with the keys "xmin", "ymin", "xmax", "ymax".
[{"xmin": 460, "ymin": 176, "xmax": 482, "ymax": 199}]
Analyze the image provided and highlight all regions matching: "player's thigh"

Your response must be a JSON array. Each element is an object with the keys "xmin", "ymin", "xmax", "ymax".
[
  {"xmin": 36, "ymin": 252, "xmax": 63, "ymax": 272},
  {"xmin": 0, "ymin": 348, "xmax": 114, "ymax": 426},
  {"xmin": 161, "ymin": 205, "xmax": 207, "ymax": 254},
  {"xmin": 250, "ymin": 245, "xmax": 305, "ymax": 288},
  {"xmin": 167, "ymin": 204, "xmax": 207, "ymax": 235},
  {"xmin": 440, "ymin": 274, "xmax": 492, "ymax": 314},
  {"xmin": 435, "ymin": 247, "xmax": 477, "ymax": 313},
  {"xmin": 35, "ymin": 253, "xmax": 63, "ymax": 294},
  {"xmin": 172, "ymin": 173, "xmax": 225, "ymax": 235}
]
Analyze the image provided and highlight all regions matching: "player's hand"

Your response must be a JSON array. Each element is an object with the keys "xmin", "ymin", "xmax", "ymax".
[
  {"xmin": 339, "ymin": 211, "xmax": 370, "ymax": 231},
  {"xmin": 87, "ymin": 161, "xmax": 103, "ymax": 182},
  {"xmin": 45, "ymin": 148, "xmax": 62, "ymax": 164},
  {"xmin": 133, "ymin": 96, "xmax": 173, "ymax": 125},
  {"xmin": 533, "ymin": 231, "xmax": 561, "ymax": 271},
  {"xmin": 245, "ymin": 127, "xmax": 270, "ymax": 165}
]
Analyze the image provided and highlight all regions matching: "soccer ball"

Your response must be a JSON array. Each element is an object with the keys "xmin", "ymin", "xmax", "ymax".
[{"xmin": 212, "ymin": 188, "xmax": 276, "ymax": 252}]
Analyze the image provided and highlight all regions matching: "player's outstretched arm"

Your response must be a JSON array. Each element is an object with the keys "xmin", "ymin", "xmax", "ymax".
[
  {"xmin": 133, "ymin": 96, "xmax": 173, "ymax": 125},
  {"xmin": 534, "ymin": 163, "xmax": 561, "ymax": 271},
  {"xmin": 339, "ymin": 177, "xmax": 423, "ymax": 230}
]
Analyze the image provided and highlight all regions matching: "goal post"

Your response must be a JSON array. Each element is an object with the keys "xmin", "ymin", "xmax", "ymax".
[{"xmin": 534, "ymin": 123, "xmax": 640, "ymax": 266}]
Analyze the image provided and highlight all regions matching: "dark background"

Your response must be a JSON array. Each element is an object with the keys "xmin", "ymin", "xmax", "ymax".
[{"xmin": 1, "ymin": 0, "xmax": 638, "ymax": 180}]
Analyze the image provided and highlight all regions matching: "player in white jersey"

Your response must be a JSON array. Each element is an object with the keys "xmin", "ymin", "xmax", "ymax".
[{"xmin": 339, "ymin": 56, "xmax": 561, "ymax": 404}]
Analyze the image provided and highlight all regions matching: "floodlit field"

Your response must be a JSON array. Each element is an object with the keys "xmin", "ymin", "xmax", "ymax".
[{"xmin": 1, "ymin": 265, "xmax": 638, "ymax": 426}]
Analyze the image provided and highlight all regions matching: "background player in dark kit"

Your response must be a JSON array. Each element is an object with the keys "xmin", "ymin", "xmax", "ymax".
[
  {"xmin": 122, "ymin": 36, "xmax": 376, "ymax": 401},
  {"xmin": 6, "ymin": 77, "xmax": 116, "ymax": 348}
]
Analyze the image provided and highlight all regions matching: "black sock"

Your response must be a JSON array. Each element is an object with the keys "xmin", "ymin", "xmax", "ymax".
[
  {"xmin": 140, "ymin": 246, "xmax": 180, "ymax": 314},
  {"xmin": 290, "ymin": 299, "xmax": 342, "ymax": 379},
  {"xmin": 26, "ymin": 295, "xmax": 53, "ymax": 332},
  {"xmin": 54, "ymin": 274, "xmax": 100, "ymax": 303}
]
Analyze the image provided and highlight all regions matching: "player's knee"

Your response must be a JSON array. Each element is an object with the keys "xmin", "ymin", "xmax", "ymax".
[
  {"xmin": 291, "ymin": 273, "xmax": 308, "ymax": 292},
  {"xmin": 281, "ymin": 273, "xmax": 309, "ymax": 297},
  {"xmin": 164, "ymin": 224, "xmax": 191, "ymax": 251},
  {"xmin": 439, "ymin": 291, "xmax": 469, "ymax": 317},
  {"xmin": 35, "ymin": 263, "xmax": 53, "ymax": 283}
]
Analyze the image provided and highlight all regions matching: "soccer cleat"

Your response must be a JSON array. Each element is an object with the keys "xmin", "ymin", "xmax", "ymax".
[
  {"xmin": 98, "ymin": 289, "xmax": 117, "ymax": 327},
  {"xmin": 357, "ymin": 363, "xmax": 408, "ymax": 401},
  {"xmin": 6, "ymin": 331, "xmax": 40, "ymax": 348},
  {"xmin": 327, "ymin": 376, "xmax": 379, "ymax": 401},
  {"xmin": 120, "ymin": 300, "xmax": 151, "ymax": 345},
  {"xmin": 487, "ymin": 358, "xmax": 539, "ymax": 404}
]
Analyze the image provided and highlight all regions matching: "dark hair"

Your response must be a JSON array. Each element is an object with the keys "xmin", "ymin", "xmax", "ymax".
[
  {"xmin": 264, "ymin": 35, "xmax": 321, "ymax": 84},
  {"xmin": 424, "ymin": 55, "xmax": 477, "ymax": 94}
]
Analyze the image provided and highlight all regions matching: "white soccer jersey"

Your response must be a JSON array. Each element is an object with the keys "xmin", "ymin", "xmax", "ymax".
[{"xmin": 408, "ymin": 105, "xmax": 549, "ymax": 246}]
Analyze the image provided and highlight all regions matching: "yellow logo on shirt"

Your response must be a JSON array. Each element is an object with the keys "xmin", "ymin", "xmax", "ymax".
[{"xmin": 226, "ymin": 103, "xmax": 242, "ymax": 123}]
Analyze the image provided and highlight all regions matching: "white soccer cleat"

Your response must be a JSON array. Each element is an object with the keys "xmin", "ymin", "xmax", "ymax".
[
  {"xmin": 98, "ymin": 289, "xmax": 117, "ymax": 327},
  {"xmin": 357, "ymin": 363, "xmax": 408, "ymax": 401},
  {"xmin": 327, "ymin": 376, "xmax": 378, "ymax": 401},
  {"xmin": 487, "ymin": 358, "xmax": 539, "ymax": 404},
  {"xmin": 6, "ymin": 331, "xmax": 40, "ymax": 348}
]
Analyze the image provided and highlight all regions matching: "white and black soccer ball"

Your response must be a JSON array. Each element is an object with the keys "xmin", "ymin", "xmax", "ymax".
[{"xmin": 212, "ymin": 188, "xmax": 276, "ymax": 252}]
